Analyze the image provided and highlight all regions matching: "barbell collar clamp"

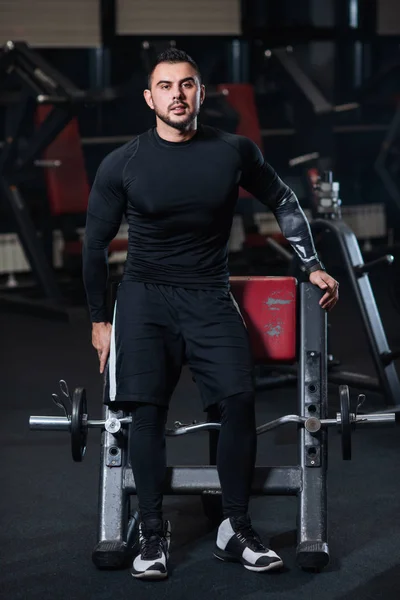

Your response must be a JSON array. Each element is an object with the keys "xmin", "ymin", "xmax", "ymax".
[
  {"xmin": 105, "ymin": 417, "xmax": 122, "ymax": 433},
  {"xmin": 305, "ymin": 416, "xmax": 322, "ymax": 433},
  {"xmin": 87, "ymin": 416, "xmax": 132, "ymax": 428}
]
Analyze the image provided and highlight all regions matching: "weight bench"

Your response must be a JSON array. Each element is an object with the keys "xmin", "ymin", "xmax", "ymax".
[{"xmin": 96, "ymin": 276, "xmax": 329, "ymax": 570}]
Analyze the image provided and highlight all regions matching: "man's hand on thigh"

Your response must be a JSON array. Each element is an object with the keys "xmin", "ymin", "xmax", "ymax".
[{"xmin": 92, "ymin": 322, "xmax": 112, "ymax": 373}]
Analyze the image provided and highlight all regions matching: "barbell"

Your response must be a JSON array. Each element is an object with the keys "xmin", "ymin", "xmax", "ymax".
[{"xmin": 29, "ymin": 381, "xmax": 399, "ymax": 463}]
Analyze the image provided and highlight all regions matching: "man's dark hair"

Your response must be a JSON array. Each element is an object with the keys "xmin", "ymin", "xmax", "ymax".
[{"xmin": 147, "ymin": 48, "xmax": 201, "ymax": 89}]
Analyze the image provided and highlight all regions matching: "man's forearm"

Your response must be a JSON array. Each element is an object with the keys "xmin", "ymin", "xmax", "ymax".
[
  {"xmin": 82, "ymin": 243, "xmax": 110, "ymax": 323},
  {"xmin": 273, "ymin": 191, "xmax": 323, "ymax": 273}
]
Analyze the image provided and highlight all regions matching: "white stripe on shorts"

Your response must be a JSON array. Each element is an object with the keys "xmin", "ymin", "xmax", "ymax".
[
  {"xmin": 229, "ymin": 292, "xmax": 247, "ymax": 328},
  {"xmin": 109, "ymin": 301, "xmax": 117, "ymax": 401}
]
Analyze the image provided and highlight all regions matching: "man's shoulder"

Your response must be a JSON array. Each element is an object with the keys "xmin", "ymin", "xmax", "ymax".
[
  {"xmin": 99, "ymin": 136, "xmax": 140, "ymax": 172},
  {"xmin": 201, "ymin": 125, "xmax": 238, "ymax": 144},
  {"xmin": 200, "ymin": 126, "xmax": 256, "ymax": 154}
]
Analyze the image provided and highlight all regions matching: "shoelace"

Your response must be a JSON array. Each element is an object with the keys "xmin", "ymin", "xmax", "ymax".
[
  {"xmin": 234, "ymin": 521, "xmax": 267, "ymax": 553},
  {"xmin": 140, "ymin": 531, "xmax": 164, "ymax": 560}
]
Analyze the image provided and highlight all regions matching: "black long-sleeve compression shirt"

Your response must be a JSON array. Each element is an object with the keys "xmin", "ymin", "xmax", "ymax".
[{"xmin": 83, "ymin": 125, "xmax": 322, "ymax": 322}]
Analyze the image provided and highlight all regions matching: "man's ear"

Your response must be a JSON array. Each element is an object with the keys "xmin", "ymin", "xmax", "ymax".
[
  {"xmin": 200, "ymin": 84, "xmax": 205, "ymax": 106},
  {"xmin": 143, "ymin": 89, "xmax": 154, "ymax": 110}
]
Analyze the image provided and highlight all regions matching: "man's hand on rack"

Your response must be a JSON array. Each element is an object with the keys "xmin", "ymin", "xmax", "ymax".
[{"xmin": 309, "ymin": 270, "xmax": 339, "ymax": 312}]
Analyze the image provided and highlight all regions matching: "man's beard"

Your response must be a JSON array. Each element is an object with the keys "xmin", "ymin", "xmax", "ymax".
[{"xmin": 154, "ymin": 105, "xmax": 199, "ymax": 131}]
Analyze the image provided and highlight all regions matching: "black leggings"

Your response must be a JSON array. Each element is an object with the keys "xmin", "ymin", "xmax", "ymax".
[{"xmin": 129, "ymin": 392, "xmax": 257, "ymax": 523}]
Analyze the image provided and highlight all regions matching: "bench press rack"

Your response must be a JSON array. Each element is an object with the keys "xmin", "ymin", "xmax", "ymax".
[
  {"xmin": 31, "ymin": 277, "xmax": 334, "ymax": 570},
  {"xmin": 30, "ymin": 276, "xmax": 400, "ymax": 570}
]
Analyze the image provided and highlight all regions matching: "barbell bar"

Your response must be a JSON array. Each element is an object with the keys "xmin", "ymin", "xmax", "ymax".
[
  {"xmin": 29, "ymin": 409, "xmax": 398, "ymax": 434},
  {"xmin": 29, "ymin": 382, "xmax": 400, "ymax": 463}
]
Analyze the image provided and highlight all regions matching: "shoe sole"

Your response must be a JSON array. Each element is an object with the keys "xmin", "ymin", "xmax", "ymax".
[
  {"xmin": 131, "ymin": 570, "xmax": 168, "ymax": 580},
  {"xmin": 213, "ymin": 549, "xmax": 283, "ymax": 572}
]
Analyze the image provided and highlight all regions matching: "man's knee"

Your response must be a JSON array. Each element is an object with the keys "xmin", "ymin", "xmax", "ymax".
[
  {"xmin": 217, "ymin": 391, "xmax": 255, "ymax": 426},
  {"xmin": 131, "ymin": 402, "xmax": 168, "ymax": 433}
]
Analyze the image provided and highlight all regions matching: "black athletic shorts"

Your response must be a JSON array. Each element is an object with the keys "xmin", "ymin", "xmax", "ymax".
[{"xmin": 104, "ymin": 281, "xmax": 255, "ymax": 410}]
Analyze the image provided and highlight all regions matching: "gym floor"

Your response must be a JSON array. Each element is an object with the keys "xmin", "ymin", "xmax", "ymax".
[{"xmin": 2, "ymin": 271, "xmax": 400, "ymax": 600}]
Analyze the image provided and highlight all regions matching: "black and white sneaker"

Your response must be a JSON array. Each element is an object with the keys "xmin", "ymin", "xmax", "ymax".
[
  {"xmin": 214, "ymin": 515, "xmax": 283, "ymax": 572},
  {"xmin": 131, "ymin": 519, "xmax": 171, "ymax": 580}
]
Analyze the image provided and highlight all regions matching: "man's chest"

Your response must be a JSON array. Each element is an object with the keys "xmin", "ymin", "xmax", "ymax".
[{"xmin": 124, "ymin": 150, "xmax": 241, "ymax": 218}]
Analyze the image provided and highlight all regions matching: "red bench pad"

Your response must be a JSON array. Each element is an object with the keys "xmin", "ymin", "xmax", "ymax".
[{"xmin": 229, "ymin": 276, "xmax": 297, "ymax": 363}]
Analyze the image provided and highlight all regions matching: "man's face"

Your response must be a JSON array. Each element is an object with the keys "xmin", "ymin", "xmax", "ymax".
[{"xmin": 144, "ymin": 62, "xmax": 205, "ymax": 131}]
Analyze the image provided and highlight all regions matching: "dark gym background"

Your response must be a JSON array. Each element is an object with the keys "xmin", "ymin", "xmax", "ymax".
[{"xmin": 1, "ymin": 1, "xmax": 400, "ymax": 599}]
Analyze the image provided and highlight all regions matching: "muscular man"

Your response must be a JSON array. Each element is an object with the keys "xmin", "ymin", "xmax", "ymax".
[{"xmin": 83, "ymin": 49, "xmax": 339, "ymax": 580}]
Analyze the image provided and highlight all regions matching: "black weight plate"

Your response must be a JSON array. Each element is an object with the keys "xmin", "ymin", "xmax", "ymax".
[
  {"xmin": 71, "ymin": 387, "xmax": 88, "ymax": 462},
  {"xmin": 339, "ymin": 385, "xmax": 351, "ymax": 460}
]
